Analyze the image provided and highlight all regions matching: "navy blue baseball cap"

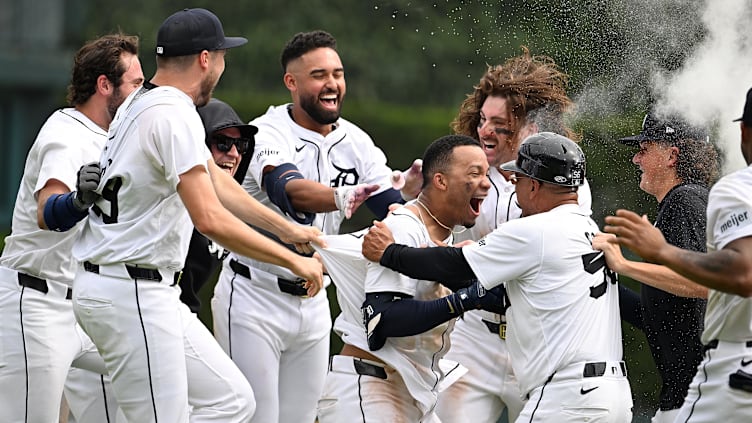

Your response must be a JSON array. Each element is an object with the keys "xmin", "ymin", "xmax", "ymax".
[
  {"xmin": 156, "ymin": 8, "xmax": 247, "ymax": 57},
  {"xmin": 617, "ymin": 111, "xmax": 709, "ymax": 145},
  {"xmin": 733, "ymin": 87, "xmax": 752, "ymax": 126}
]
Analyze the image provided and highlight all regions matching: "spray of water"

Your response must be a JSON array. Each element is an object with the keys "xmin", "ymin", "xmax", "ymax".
[{"xmin": 652, "ymin": 0, "xmax": 752, "ymax": 172}]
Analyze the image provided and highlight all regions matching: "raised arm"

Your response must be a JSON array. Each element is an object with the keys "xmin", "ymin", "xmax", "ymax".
[
  {"xmin": 592, "ymin": 232, "xmax": 708, "ymax": 298},
  {"xmin": 180, "ymin": 164, "xmax": 323, "ymax": 295},
  {"xmin": 208, "ymin": 160, "xmax": 323, "ymax": 252},
  {"xmin": 604, "ymin": 209, "xmax": 752, "ymax": 297}
]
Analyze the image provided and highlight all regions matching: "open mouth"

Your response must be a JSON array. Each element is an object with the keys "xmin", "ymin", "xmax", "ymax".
[
  {"xmin": 217, "ymin": 161, "xmax": 235, "ymax": 173},
  {"xmin": 320, "ymin": 93, "xmax": 338, "ymax": 109},
  {"xmin": 469, "ymin": 197, "xmax": 484, "ymax": 216}
]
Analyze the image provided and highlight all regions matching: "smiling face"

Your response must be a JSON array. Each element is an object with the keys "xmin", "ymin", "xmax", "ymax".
[
  {"xmin": 477, "ymin": 95, "xmax": 520, "ymax": 168},
  {"xmin": 209, "ymin": 126, "xmax": 243, "ymax": 176},
  {"xmin": 443, "ymin": 145, "xmax": 491, "ymax": 228},
  {"xmin": 106, "ymin": 52, "xmax": 144, "ymax": 118},
  {"xmin": 285, "ymin": 47, "xmax": 345, "ymax": 133},
  {"xmin": 632, "ymin": 140, "xmax": 679, "ymax": 201}
]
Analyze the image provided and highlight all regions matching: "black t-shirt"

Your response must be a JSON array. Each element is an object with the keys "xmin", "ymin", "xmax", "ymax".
[
  {"xmin": 178, "ymin": 229, "xmax": 226, "ymax": 314},
  {"xmin": 643, "ymin": 183, "xmax": 708, "ymax": 410}
]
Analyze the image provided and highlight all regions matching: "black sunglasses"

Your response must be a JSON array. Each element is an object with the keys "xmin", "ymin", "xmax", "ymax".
[{"xmin": 210, "ymin": 134, "xmax": 251, "ymax": 155}]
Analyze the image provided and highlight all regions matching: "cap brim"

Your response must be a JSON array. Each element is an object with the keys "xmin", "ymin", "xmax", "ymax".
[
  {"xmin": 616, "ymin": 134, "xmax": 647, "ymax": 146},
  {"xmin": 733, "ymin": 116, "xmax": 743, "ymax": 122},
  {"xmin": 219, "ymin": 37, "xmax": 248, "ymax": 50},
  {"xmin": 237, "ymin": 124, "xmax": 258, "ymax": 138},
  {"xmin": 500, "ymin": 159, "xmax": 523, "ymax": 174}
]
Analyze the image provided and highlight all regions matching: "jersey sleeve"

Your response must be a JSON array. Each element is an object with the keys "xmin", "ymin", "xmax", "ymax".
[
  {"xmin": 33, "ymin": 111, "xmax": 102, "ymax": 195},
  {"xmin": 345, "ymin": 122, "xmax": 394, "ymax": 194},
  {"xmin": 34, "ymin": 135, "xmax": 87, "ymax": 195},
  {"xmin": 462, "ymin": 218, "xmax": 540, "ymax": 289},
  {"xmin": 142, "ymin": 103, "xmax": 209, "ymax": 189},
  {"xmin": 247, "ymin": 111, "xmax": 294, "ymax": 186},
  {"xmin": 365, "ymin": 211, "xmax": 427, "ymax": 296},
  {"xmin": 707, "ymin": 177, "xmax": 752, "ymax": 250}
]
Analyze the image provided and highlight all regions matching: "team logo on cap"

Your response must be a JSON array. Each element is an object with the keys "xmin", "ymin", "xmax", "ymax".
[
  {"xmin": 665, "ymin": 126, "xmax": 675, "ymax": 134},
  {"xmin": 156, "ymin": 46, "xmax": 164, "ymax": 54}
]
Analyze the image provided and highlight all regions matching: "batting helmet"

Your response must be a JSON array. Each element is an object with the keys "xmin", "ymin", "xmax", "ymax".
[{"xmin": 501, "ymin": 132, "xmax": 585, "ymax": 187}]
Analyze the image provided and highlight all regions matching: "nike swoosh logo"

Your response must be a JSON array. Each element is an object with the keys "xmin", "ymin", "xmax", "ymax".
[
  {"xmin": 580, "ymin": 386, "xmax": 599, "ymax": 395},
  {"xmin": 742, "ymin": 358, "xmax": 752, "ymax": 366},
  {"xmin": 295, "ymin": 145, "xmax": 305, "ymax": 152}
]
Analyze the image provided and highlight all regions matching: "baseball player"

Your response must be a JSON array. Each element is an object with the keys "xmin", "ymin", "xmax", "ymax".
[
  {"xmin": 436, "ymin": 50, "xmax": 592, "ymax": 423},
  {"xmin": 364, "ymin": 133, "xmax": 633, "ymax": 422},
  {"xmin": 178, "ymin": 98, "xmax": 256, "ymax": 314},
  {"xmin": 211, "ymin": 30, "xmax": 420, "ymax": 423},
  {"xmin": 70, "ymin": 9, "xmax": 323, "ymax": 422},
  {"xmin": 0, "ymin": 33, "xmax": 142, "ymax": 423},
  {"xmin": 592, "ymin": 111, "xmax": 719, "ymax": 423},
  {"xmin": 315, "ymin": 134, "xmax": 506, "ymax": 422},
  {"xmin": 603, "ymin": 88, "xmax": 752, "ymax": 421}
]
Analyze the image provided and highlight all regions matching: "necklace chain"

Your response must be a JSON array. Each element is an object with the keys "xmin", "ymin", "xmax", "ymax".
[{"xmin": 415, "ymin": 196, "xmax": 468, "ymax": 235}]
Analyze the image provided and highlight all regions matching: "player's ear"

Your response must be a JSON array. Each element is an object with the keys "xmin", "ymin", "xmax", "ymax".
[
  {"xmin": 96, "ymin": 74, "xmax": 112, "ymax": 95},
  {"xmin": 432, "ymin": 173, "xmax": 448, "ymax": 191},
  {"xmin": 667, "ymin": 146, "xmax": 679, "ymax": 167},
  {"xmin": 283, "ymin": 72, "xmax": 296, "ymax": 91}
]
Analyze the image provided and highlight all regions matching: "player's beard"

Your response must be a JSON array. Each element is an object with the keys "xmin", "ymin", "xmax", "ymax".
[
  {"xmin": 196, "ymin": 70, "xmax": 219, "ymax": 108},
  {"xmin": 106, "ymin": 87, "xmax": 124, "ymax": 120},
  {"xmin": 300, "ymin": 90, "xmax": 341, "ymax": 125}
]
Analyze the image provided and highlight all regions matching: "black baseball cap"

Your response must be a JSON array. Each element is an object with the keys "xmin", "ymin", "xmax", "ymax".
[
  {"xmin": 617, "ymin": 111, "xmax": 709, "ymax": 145},
  {"xmin": 733, "ymin": 87, "xmax": 752, "ymax": 126},
  {"xmin": 156, "ymin": 8, "xmax": 247, "ymax": 57},
  {"xmin": 197, "ymin": 98, "xmax": 258, "ymax": 145}
]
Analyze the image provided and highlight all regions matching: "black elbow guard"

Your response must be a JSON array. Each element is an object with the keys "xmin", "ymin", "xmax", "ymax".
[{"xmin": 263, "ymin": 163, "xmax": 315, "ymax": 224}]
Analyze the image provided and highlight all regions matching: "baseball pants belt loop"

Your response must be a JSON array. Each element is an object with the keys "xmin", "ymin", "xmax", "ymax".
[
  {"xmin": 703, "ymin": 339, "xmax": 752, "ymax": 351},
  {"xmin": 17, "ymin": 272, "xmax": 72, "ymax": 299},
  {"xmin": 83, "ymin": 261, "xmax": 172, "ymax": 285},
  {"xmin": 703, "ymin": 339, "xmax": 719, "ymax": 352},
  {"xmin": 329, "ymin": 355, "xmax": 387, "ymax": 380},
  {"xmin": 230, "ymin": 259, "xmax": 308, "ymax": 297},
  {"xmin": 229, "ymin": 259, "xmax": 251, "ymax": 279},
  {"xmin": 481, "ymin": 319, "xmax": 506, "ymax": 339}
]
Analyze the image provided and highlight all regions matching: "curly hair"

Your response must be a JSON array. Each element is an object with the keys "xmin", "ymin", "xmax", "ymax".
[
  {"xmin": 280, "ymin": 30, "xmax": 337, "ymax": 72},
  {"xmin": 452, "ymin": 47, "xmax": 576, "ymax": 142},
  {"xmin": 671, "ymin": 138, "xmax": 721, "ymax": 186},
  {"xmin": 66, "ymin": 33, "xmax": 139, "ymax": 107}
]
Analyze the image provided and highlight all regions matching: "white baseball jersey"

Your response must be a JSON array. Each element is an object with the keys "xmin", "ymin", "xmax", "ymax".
[
  {"xmin": 0, "ymin": 108, "xmax": 119, "ymax": 422},
  {"xmin": 73, "ymin": 86, "xmax": 210, "ymax": 270},
  {"xmin": 701, "ymin": 164, "xmax": 752, "ymax": 343},
  {"xmin": 462, "ymin": 203, "xmax": 622, "ymax": 395},
  {"xmin": 315, "ymin": 206, "xmax": 456, "ymax": 418},
  {"xmin": 238, "ymin": 104, "xmax": 393, "ymax": 275},
  {"xmin": 1, "ymin": 109, "xmax": 105, "ymax": 285}
]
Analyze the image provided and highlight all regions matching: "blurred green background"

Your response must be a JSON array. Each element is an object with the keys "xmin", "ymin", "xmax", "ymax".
[{"xmin": 3, "ymin": 0, "xmax": 729, "ymax": 420}]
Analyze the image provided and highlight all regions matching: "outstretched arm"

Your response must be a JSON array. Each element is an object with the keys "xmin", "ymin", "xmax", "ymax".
[
  {"xmin": 592, "ymin": 232, "xmax": 708, "ymax": 298},
  {"xmin": 208, "ymin": 160, "xmax": 324, "ymax": 253},
  {"xmin": 180, "ymin": 165, "xmax": 323, "ymax": 296},
  {"xmin": 362, "ymin": 220, "xmax": 476, "ymax": 289},
  {"xmin": 604, "ymin": 209, "xmax": 752, "ymax": 297}
]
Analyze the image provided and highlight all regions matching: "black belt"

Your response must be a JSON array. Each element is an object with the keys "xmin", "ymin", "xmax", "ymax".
[
  {"xmin": 18, "ymin": 272, "xmax": 72, "ymax": 300},
  {"xmin": 583, "ymin": 361, "xmax": 627, "ymax": 378},
  {"xmin": 331, "ymin": 357, "xmax": 387, "ymax": 380},
  {"xmin": 703, "ymin": 339, "xmax": 752, "ymax": 352},
  {"xmin": 84, "ymin": 261, "xmax": 164, "ymax": 283},
  {"xmin": 482, "ymin": 319, "xmax": 506, "ymax": 339},
  {"xmin": 229, "ymin": 259, "xmax": 308, "ymax": 297}
]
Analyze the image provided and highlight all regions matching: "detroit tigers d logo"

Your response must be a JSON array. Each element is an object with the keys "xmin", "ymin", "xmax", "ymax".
[{"xmin": 330, "ymin": 163, "xmax": 359, "ymax": 188}]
